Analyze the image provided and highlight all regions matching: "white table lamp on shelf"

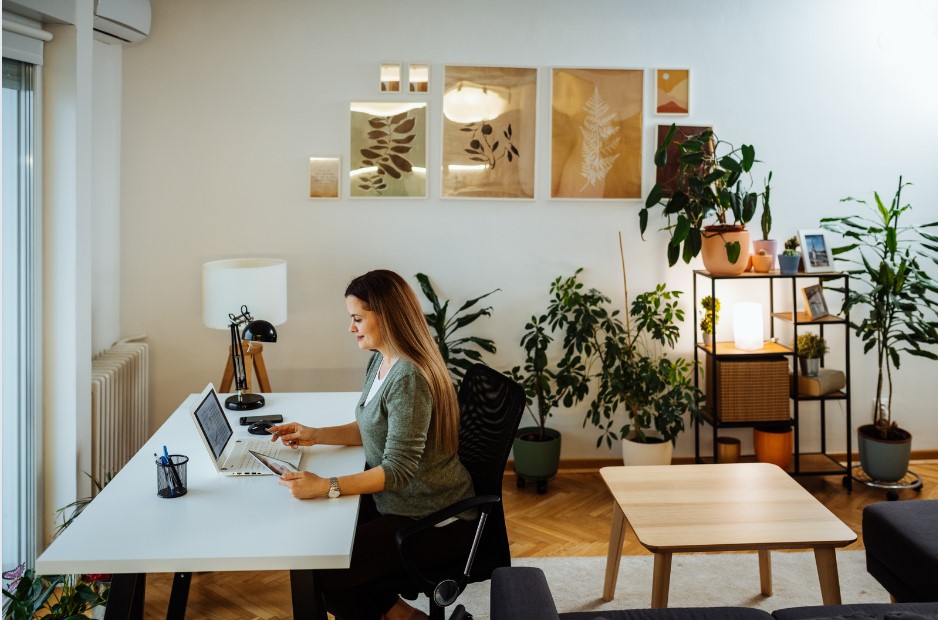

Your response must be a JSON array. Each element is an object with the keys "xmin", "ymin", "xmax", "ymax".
[
  {"xmin": 733, "ymin": 302, "xmax": 763, "ymax": 351},
  {"xmin": 202, "ymin": 258, "xmax": 287, "ymax": 410}
]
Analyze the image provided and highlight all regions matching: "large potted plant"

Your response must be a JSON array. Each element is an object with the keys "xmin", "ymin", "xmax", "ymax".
[
  {"xmin": 640, "ymin": 124, "xmax": 767, "ymax": 275},
  {"xmin": 821, "ymin": 176, "xmax": 938, "ymax": 482},
  {"xmin": 509, "ymin": 272, "xmax": 591, "ymax": 494}
]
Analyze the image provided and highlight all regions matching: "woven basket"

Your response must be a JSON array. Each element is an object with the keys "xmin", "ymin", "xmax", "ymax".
[{"xmin": 706, "ymin": 357, "xmax": 790, "ymax": 422}]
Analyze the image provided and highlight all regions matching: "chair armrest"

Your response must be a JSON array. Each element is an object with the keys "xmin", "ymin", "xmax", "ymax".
[{"xmin": 490, "ymin": 567, "xmax": 560, "ymax": 620}]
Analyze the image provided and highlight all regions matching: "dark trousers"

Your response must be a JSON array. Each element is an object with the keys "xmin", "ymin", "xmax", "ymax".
[{"xmin": 318, "ymin": 494, "xmax": 476, "ymax": 620}]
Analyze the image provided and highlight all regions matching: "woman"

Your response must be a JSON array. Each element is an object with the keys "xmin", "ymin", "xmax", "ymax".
[{"xmin": 268, "ymin": 269, "xmax": 476, "ymax": 620}]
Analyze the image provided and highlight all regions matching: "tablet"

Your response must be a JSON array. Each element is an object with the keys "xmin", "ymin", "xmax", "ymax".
[{"xmin": 248, "ymin": 449, "xmax": 301, "ymax": 475}]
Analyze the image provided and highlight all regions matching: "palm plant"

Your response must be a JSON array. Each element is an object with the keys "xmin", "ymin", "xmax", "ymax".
[
  {"xmin": 821, "ymin": 176, "xmax": 938, "ymax": 439},
  {"xmin": 415, "ymin": 273, "xmax": 499, "ymax": 388}
]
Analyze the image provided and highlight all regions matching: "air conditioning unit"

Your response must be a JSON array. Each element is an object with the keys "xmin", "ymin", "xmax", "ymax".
[{"xmin": 94, "ymin": 0, "xmax": 151, "ymax": 44}]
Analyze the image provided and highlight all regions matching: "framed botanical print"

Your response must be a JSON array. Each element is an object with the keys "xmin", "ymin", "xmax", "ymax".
[
  {"xmin": 349, "ymin": 101, "xmax": 427, "ymax": 198},
  {"xmin": 441, "ymin": 65, "xmax": 537, "ymax": 199},
  {"xmin": 550, "ymin": 68, "xmax": 644, "ymax": 199}
]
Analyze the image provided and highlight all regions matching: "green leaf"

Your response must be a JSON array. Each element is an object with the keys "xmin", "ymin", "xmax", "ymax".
[
  {"xmin": 725, "ymin": 240, "xmax": 741, "ymax": 264},
  {"xmin": 740, "ymin": 144, "xmax": 755, "ymax": 171}
]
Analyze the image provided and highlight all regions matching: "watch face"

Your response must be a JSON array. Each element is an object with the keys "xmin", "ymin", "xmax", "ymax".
[{"xmin": 328, "ymin": 478, "xmax": 340, "ymax": 498}]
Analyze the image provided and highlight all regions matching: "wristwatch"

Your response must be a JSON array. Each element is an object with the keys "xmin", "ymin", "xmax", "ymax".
[{"xmin": 327, "ymin": 477, "xmax": 341, "ymax": 499}]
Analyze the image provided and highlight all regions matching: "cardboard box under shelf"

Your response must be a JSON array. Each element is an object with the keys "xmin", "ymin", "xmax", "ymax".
[{"xmin": 705, "ymin": 357, "xmax": 790, "ymax": 422}]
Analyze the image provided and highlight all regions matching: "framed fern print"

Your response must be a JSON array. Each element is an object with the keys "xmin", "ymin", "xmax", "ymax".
[
  {"xmin": 349, "ymin": 101, "xmax": 427, "ymax": 198},
  {"xmin": 441, "ymin": 65, "xmax": 537, "ymax": 199},
  {"xmin": 550, "ymin": 68, "xmax": 643, "ymax": 199}
]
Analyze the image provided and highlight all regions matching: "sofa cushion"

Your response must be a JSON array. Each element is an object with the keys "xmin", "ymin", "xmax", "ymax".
[
  {"xmin": 561, "ymin": 608, "xmax": 773, "ymax": 620},
  {"xmin": 772, "ymin": 602, "xmax": 938, "ymax": 619},
  {"xmin": 863, "ymin": 500, "xmax": 938, "ymax": 602}
]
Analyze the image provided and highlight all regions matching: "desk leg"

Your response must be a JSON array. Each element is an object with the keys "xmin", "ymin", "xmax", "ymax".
[
  {"xmin": 106, "ymin": 573, "xmax": 146, "ymax": 620},
  {"xmin": 290, "ymin": 569, "xmax": 327, "ymax": 620},
  {"xmin": 814, "ymin": 546, "xmax": 842, "ymax": 605},
  {"xmin": 602, "ymin": 501, "xmax": 627, "ymax": 601},
  {"xmin": 758, "ymin": 550, "xmax": 772, "ymax": 596},
  {"xmin": 651, "ymin": 552, "xmax": 672, "ymax": 609},
  {"xmin": 166, "ymin": 572, "xmax": 192, "ymax": 620}
]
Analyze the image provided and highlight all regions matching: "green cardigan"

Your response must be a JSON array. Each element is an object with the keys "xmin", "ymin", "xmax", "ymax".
[{"xmin": 356, "ymin": 353, "xmax": 474, "ymax": 518}]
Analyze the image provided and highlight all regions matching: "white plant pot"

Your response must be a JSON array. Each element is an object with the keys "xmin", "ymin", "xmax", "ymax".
[{"xmin": 621, "ymin": 436, "xmax": 673, "ymax": 466}]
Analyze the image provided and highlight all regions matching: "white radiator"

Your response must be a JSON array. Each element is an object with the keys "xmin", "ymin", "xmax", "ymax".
[{"xmin": 91, "ymin": 340, "xmax": 149, "ymax": 493}]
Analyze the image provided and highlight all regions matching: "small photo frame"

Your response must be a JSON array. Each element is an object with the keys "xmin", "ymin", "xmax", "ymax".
[
  {"xmin": 801, "ymin": 284, "xmax": 830, "ymax": 320},
  {"xmin": 407, "ymin": 63, "xmax": 429, "ymax": 92},
  {"xmin": 798, "ymin": 229, "xmax": 836, "ymax": 273},
  {"xmin": 656, "ymin": 68, "xmax": 690, "ymax": 115},
  {"xmin": 380, "ymin": 63, "xmax": 402, "ymax": 92},
  {"xmin": 309, "ymin": 157, "xmax": 340, "ymax": 199}
]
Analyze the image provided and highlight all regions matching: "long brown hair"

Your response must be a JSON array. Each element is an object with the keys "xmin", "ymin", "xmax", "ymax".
[{"xmin": 345, "ymin": 270, "xmax": 459, "ymax": 454}]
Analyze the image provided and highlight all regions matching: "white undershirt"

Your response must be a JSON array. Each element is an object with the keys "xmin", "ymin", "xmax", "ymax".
[{"xmin": 364, "ymin": 357, "xmax": 395, "ymax": 405}]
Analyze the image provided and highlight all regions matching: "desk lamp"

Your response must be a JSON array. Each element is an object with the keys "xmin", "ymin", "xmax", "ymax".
[{"xmin": 202, "ymin": 258, "xmax": 287, "ymax": 410}]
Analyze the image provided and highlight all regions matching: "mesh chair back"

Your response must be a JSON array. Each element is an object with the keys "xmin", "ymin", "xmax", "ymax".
[
  {"xmin": 456, "ymin": 364, "xmax": 525, "ymax": 578},
  {"xmin": 457, "ymin": 364, "xmax": 526, "ymax": 497}
]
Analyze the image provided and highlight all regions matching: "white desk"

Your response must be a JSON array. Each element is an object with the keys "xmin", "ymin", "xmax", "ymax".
[{"xmin": 37, "ymin": 391, "xmax": 364, "ymax": 619}]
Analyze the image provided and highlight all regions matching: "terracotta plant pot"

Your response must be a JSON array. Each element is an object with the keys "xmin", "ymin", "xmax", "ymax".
[
  {"xmin": 701, "ymin": 227, "xmax": 751, "ymax": 276},
  {"xmin": 751, "ymin": 254, "xmax": 774, "ymax": 273},
  {"xmin": 753, "ymin": 426, "xmax": 793, "ymax": 470},
  {"xmin": 752, "ymin": 239, "xmax": 778, "ymax": 268}
]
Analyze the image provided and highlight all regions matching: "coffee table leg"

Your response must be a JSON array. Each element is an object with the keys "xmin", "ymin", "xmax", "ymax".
[
  {"xmin": 814, "ymin": 546, "xmax": 842, "ymax": 605},
  {"xmin": 758, "ymin": 550, "xmax": 772, "ymax": 596},
  {"xmin": 603, "ymin": 501, "xmax": 627, "ymax": 601},
  {"xmin": 651, "ymin": 552, "xmax": 672, "ymax": 608}
]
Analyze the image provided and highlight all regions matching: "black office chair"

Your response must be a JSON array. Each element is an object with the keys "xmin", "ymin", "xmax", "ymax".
[{"xmin": 394, "ymin": 364, "xmax": 526, "ymax": 620}]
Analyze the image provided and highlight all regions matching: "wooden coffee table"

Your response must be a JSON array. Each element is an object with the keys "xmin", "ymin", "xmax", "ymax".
[{"xmin": 600, "ymin": 463, "xmax": 857, "ymax": 608}]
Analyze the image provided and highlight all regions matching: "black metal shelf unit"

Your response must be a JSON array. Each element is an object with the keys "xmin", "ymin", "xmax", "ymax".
[{"xmin": 692, "ymin": 270, "xmax": 852, "ymax": 491}]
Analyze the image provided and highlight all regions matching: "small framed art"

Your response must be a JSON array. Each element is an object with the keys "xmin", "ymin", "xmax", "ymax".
[
  {"xmin": 801, "ymin": 284, "xmax": 830, "ymax": 320},
  {"xmin": 798, "ymin": 229, "xmax": 836, "ymax": 273},
  {"xmin": 308, "ymin": 157, "xmax": 340, "ymax": 199},
  {"xmin": 380, "ymin": 63, "xmax": 402, "ymax": 92},
  {"xmin": 407, "ymin": 63, "xmax": 429, "ymax": 92},
  {"xmin": 656, "ymin": 69, "xmax": 690, "ymax": 115}
]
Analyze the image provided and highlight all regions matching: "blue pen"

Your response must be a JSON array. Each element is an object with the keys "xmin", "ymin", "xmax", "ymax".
[{"xmin": 162, "ymin": 445, "xmax": 184, "ymax": 494}]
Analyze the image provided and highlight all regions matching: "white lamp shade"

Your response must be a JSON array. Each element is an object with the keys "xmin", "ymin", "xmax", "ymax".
[
  {"xmin": 733, "ymin": 302, "xmax": 763, "ymax": 351},
  {"xmin": 202, "ymin": 258, "xmax": 288, "ymax": 329}
]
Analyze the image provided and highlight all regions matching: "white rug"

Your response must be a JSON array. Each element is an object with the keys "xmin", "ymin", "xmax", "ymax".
[{"xmin": 414, "ymin": 550, "xmax": 889, "ymax": 618}]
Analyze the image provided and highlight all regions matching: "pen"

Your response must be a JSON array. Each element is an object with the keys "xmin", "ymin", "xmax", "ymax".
[{"xmin": 162, "ymin": 445, "xmax": 184, "ymax": 495}]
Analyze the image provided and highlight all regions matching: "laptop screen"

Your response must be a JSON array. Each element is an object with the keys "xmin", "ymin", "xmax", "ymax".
[{"xmin": 192, "ymin": 388, "xmax": 233, "ymax": 460}]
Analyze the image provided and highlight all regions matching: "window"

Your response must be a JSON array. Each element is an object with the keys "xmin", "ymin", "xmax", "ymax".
[{"xmin": 2, "ymin": 57, "xmax": 42, "ymax": 572}]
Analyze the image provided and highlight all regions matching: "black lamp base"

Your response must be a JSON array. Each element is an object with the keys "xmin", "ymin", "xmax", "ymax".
[{"xmin": 225, "ymin": 392, "xmax": 265, "ymax": 411}]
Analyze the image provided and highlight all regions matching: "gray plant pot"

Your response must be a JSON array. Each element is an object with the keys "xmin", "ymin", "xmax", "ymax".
[
  {"xmin": 798, "ymin": 357, "xmax": 820, "ymax": 377},
  {"xmin": 778, "ymin": 254, "xmax": 800, "ymax": 275},
  {"xmin": 858, "ymin": 423, "xmax": 912, "ymax": 482}
]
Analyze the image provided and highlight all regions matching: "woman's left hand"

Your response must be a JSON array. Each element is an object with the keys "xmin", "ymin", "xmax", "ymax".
[{"xmin": 278, "ymin": 470, "xmax": 329, "ymax": 499}]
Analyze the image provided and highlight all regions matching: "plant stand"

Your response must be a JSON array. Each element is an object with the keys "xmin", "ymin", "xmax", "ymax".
[{"xmin": 850, "ymin": 465, "xmax": 923, "ymax": 501}]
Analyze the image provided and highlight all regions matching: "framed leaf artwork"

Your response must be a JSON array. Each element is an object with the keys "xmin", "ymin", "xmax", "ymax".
[
  {"xmin": 349, "ymin": 102, "xmax": 427, "ymax": 198},
  {"xmin": 550, "ymin": 68, "xmax": 644, "ymax": 199},
  {"xmin": 441, "ymin": 65, "xmax": 537, "ymax": 199},
  {"xmin": 656, "ymin": 69, "xmax": 690, "ymax": 115}
]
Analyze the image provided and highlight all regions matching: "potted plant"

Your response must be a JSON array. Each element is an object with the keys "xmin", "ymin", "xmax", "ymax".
[
  {"xmin": 752, "ymin": 172, "xmax": 777, "ymax": 268},
  {"xmin": 509, "ymin": 272, "xmax": 592, "ymax": 494},
  {"xmin": 699, "ymin": 295, "xmax": 720, "ymax": 346},
  {"xmin": 795, "ymin": 332, "xmax": 829, "ymax": 377},
  {"xmin": 821, "ymin": 176, "xmax": 938, "ymax": 482},
  {"xmin": 415, "ymin": 273, "xmax": 498, "ymax": 389},
  {"xmin": 640, "ymin": 124, "xmax": 767, "ymax": 275},
  {"xmin": 778, "ymin": 235, "xmax": 801, "ymax": 275}
]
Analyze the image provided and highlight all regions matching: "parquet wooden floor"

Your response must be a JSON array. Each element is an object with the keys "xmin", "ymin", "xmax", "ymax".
[{"xmin": 141, "ymin": 461, "xmax": 937, "ymax": 619}]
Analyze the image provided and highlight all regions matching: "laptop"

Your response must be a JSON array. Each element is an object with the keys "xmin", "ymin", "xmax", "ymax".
[{"xmin": 189, "ymin": 383, "xmax": 302, "ymax": 475}]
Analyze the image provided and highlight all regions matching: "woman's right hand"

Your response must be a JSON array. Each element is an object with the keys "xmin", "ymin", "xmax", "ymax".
[{"xmin": 267, "ymin": 422, "xmax": 317, "ymax": 449}]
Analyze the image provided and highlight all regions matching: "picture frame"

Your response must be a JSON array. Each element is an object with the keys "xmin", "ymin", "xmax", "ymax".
[
  {"xmin": 308, "ymin": 157, "xmax": 340, "ymax": 199},
  {"xmin": 379, "ymin": 63, "xmax": 402, "ymax": 92},
  {"xmin": 441, "ymin": 65, "xmax": 537, "ymax": 199},
  {"xmin": 549, "ymin": 67, "xmax": 644, "ymax": 199},
  {"xmin": 801, "ymin": 284, "xmax": 830, "ymax": 320},
  {"xmin": 407, "ymin": 63, "xmax": 429, "ymax": 92},
  {"xmin": 656, "ymin": 68, "xmax": 690, "ymax": 115},
  {"xmin": 798, "ymin": 229, "xmax": 836, "ymax": 273},
  {"xmin": 349, "ymin": 101, "xmax": 428, "ymax": 198}
]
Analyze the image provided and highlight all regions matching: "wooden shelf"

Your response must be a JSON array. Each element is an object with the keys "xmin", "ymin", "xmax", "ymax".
[
  {"xmin": 772, "ymin": 312, "xmax": 846, "ymax": 325},
  {"xmin": 699, "ymin": 341, "xmax": 792, "ymax": 356}
]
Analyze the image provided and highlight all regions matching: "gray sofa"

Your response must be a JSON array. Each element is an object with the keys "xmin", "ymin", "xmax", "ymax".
[{"xmin": 490, "ymin": 567, "xmax": 938, "ymax": 620}]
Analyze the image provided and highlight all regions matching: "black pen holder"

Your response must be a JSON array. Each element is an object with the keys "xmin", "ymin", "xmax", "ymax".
[{"xmin": 156, "ymin": 454, "xmax": 189, "ymax": 498}]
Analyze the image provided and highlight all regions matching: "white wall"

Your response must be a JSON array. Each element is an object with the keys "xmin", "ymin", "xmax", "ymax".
[{"xmin": 119, "ymin": 0, "xmax": 938, "ymax": 460}]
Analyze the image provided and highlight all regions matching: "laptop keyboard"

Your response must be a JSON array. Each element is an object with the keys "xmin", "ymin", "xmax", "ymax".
[{"xmin": 228, "ymin": 439, "xmax": 295, "ymax": 472}]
